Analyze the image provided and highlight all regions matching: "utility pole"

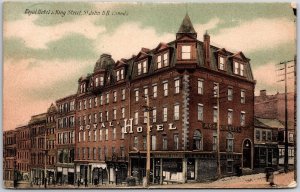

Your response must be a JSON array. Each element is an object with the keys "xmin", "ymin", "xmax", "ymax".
[
  {"xmin": 278, "ymin": 60, "xmax": 294, "ymax": 173},
  {"xmin": 216, "ymin": 85, "xmax": 221, "ymax": 179},
  {"xmin": 145, "ymin": 95, "xmax": 151, "ymax": 187},
  {"xmin": 44, "ymin": 130, "xmax": 47, "ymax": 188}
]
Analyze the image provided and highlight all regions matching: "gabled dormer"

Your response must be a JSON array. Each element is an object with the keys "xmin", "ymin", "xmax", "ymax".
[
  {"xmin": 230, "ymin": 52, "xmax": 250, "ymax": 77},
  {"xmin": 134, "ymin": 48, "xmax": 150, "ymax": 76},
  {"xmin": 215, "ymin": 48, "xmax": 229, "ymax": 71},
  {"xmin": 114, "ymin": 59, "xmax": 127, "ymax": 82},
  {"xmin": 154, "ymin": 43, "xmax": 170, "ymax": 70}
]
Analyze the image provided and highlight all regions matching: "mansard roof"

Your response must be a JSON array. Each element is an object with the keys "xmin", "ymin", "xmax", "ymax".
[{"xmin": 94, "ymin": 54, "xmax": 115, "ymax": 72}]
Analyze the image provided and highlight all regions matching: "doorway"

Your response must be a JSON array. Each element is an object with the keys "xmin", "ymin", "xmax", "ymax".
[{"xmin": 243, "ymin": 139, "xmax": 252, "ymax": 168}]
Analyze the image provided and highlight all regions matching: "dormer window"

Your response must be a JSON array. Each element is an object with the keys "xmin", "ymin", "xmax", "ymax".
[
  {"xmin": 157, "ymin": 52, "xmax": 169, "ymax": 69},
  {"xmin": 95, "ymin": 77, "xmax": 99, "ymax": 87},
  {"xmin": 100, "ymin": 76, "xmax": 104, "ymax": 86},
  {"xmin": 181, "ymin": 45, "xmax": 191, "ymax": 59},
  {"xmin": 116, "ymin": 69, "xmax": 124, "ymax": 81},
  {"xmin": 219, "ymin": 56, "xmax": 225, "ymax": 70},
  {"xmin": 80, "ymin": 83, "xmax": 86, "ymax": 93},
  {"xmin": 137, "ymin": 60, "xmax": 147, "ymax": 75},
  {"xmin": 234, "ymin": 61, "xmax": 245, "ymax": 76}
]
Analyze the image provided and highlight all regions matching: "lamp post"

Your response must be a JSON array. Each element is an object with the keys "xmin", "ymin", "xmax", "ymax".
[{"xmin": 115, "ymin": 167, "xmax": 118, "ymax": 185}]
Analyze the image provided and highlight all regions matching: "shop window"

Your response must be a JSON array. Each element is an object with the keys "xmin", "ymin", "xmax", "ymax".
[
  {"xmin": 255, "ymin": 130, "xmax": 261, "ymax": 141},
  {"xmin": 227, "ymin": 160, "xmax": 233, "ymax": 173}
]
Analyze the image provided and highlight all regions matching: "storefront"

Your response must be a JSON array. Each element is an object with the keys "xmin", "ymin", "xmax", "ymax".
[{"xmin": 254, "ymin": 144, "xmax": 278, "ymax": 168}]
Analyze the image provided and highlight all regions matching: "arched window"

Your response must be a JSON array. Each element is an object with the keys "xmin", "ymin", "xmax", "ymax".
[
  {"xmin": 227, "ymin": 132, "xmax": 234, "ymax": 152},
  {"xmin": 193, "ymin": 130, "xmax": 202, "ymax": 150}
]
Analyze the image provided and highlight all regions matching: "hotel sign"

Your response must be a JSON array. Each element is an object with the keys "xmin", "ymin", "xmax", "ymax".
[
  {"xmin": 79, "ymin": 118, "xmax": 177, "ymax": 133},
  {"xmin": 203, "ymin": 123, "xmax": 242, "ymax": 133}
]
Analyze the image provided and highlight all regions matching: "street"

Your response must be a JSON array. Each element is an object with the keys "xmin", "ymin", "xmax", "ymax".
[{"xmin": 8, "ymin": 170, "xmax": 296, "ymax": 189}]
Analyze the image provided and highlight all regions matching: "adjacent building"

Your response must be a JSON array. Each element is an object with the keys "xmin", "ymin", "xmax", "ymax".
[
  {"xmin": 3, "ymin": 130, "xmax": 17, "ymax": 183},
  {"xmin": 55, "ymin": 95, "xmax": 76, "ymax": 184}
]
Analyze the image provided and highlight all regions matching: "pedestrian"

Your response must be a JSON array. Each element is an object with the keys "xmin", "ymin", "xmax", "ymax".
[{"xmin": 77, "ymin": 179, "xmax": 80, "ymax": 188}]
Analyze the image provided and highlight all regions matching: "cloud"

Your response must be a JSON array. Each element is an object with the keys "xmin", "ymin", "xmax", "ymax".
[
  {"xmin": 3, "ymin": 15, "xmax": 106, "ymax": 49},
  {"xmin": 208, "ymin": 18, "xmax": 294, "ymax": 53},
  {"xmin": 194, "ymin": 18, "xmax": 221, "ymax": 35},
  {"xmin": 96, "ymin": 22, "xmax": 174, "ymax": 60},
  {"xmin": 253, "ymin": 62, "xmax": 294, "ymax": 95}
]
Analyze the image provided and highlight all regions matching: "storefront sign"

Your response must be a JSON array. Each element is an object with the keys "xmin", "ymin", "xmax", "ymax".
[{"xmin": 203, "ymin": 123, "xmax": 242, "ymax": 133}]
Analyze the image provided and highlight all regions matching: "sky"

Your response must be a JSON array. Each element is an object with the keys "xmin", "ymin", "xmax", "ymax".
[{"xmin": 3, "ymin": 2, "xmax": 296, "ymax": 131}]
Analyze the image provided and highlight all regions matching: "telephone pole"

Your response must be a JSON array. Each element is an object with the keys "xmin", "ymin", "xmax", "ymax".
[
  {"xmin": 144, "ymin": 95, "xmax": 151, "ymax": 187},
  {"xmin": 216, "ymin": 85, "xmax": 221, "ymax": 179},
  {"xmin": 278, "ymin": 60, "xmax": 294, "ymax": 173}
]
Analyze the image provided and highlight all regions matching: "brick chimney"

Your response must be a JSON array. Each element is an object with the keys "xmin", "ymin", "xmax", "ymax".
[
  {"xmin": 260, "ymin": 90, "xmax": 267, "ymax": 97},
  {"xmin": 203, "ymin": 31, "xmax": 210, "ymax": 68}
]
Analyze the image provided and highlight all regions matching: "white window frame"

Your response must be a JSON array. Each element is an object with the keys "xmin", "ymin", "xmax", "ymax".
[
  {"xmin": 174, "ymin": 105, "xmax": 180, "ymax": 120},
  {"xmin": 134, "ymin": 112, "xmax": 139, "ymax": 125},
  {"xmin": 163, "ymin": 82, "xmax": 168, "ymax": 96},
  {"xmin": 219, "ymin": 56, "xmax": 225, "ymax": 70},
  {"xmin": 153, "ymin": 85, "xmax": 157, "ymax": 98},
  {"xmin": 163, "ymin": 107, "xmax": 168, "ymax": 122},
  {"xmin": 175, "ymin": 79, "xmax": 180, "ymax": 94},
  {"xmin": 198, "ymin": 104, "xmax": 203, "ymax": 121},
  {"xmin": 181, "ymin": 45, "xmax": 191, "ymax": 60},
  {"xmin": 241, "ymin": 111, "xmax": 246, "ymax": 126},
  {"xmin": 135, "ymin": 90, "xmax": 139, "ymax": 102},
  {"xmin": 152, "ymin": 108, "xmax": 157, "ymax": 123},
  {"xmin": 228, "ymin": 109, "xmax": 233, "ymax": 125}
]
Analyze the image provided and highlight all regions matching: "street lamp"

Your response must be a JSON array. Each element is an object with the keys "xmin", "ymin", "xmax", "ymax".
[{"xmin": 115, "ymin": 166, "xmax": 118, "ymax": 185}]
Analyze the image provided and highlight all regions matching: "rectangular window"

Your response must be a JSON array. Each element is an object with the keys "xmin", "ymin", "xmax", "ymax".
[
  {"xmin": 105, "ymin": 111, "xmax": 109, "ymax": 121},
  {"xmin": 234, "ymin": 61, "xmax": 239, "ymax": 74},
  {"xmin": 163, "ymin": 107, "xmax": 168, "ymax": 122},
  {"xmin": 99, "ymin": 129, "xmax": 102, "ymax": 141},
  {"xmin": 94, "ymin": 113, "xmax": 97, "ymax": 123},
  {"xmin": 213, "ymin": 106, "xmax": 218, "ymax": 123},
  {"xmin": 213, "ymin": 83, "xmax": 219, "ymax": 97},
  {"xmin": 83, "ymin": 100, "xmax": 86, "ymax": 109},
  {"xmin": 174, "ymin": 134, "xmax": 179, "ymax": 150},
  {"xmin": 163, "ymin": 137, "xmax": 168, "ymax": 150},
  {"xmin": 143, "ymin": 137, "xmax": 147, "ymax": 150},
  {"xmin": 153, "ymin": 85, "xmax": 157, "ymax": 98},
  {"xmin": 163, "ymin": 52, "xmax": 169, "ymax": 66},
  {"xmin": 113, "ymin": 91, "xmax": 117, "ymax": 102},
  {"xmin": 106, "ymin": 93, "xmax": 109, "ymax": 104},
  {"xmin": 121, "ymin": 108, "xmax": 125, "ymax": 118},
  {"xmin": 113, "ymin": 109, "xmax": 117, "ymax": 120},
  {"xmin": 78, "ymin": 132, "xmax": 81, "ymax": 143},
  {"xmin": 267, "ymin": 131, "xmax": 272, "ymax": 141},
  {"xmin": 198, "ymin": 104, "xmax": 203, "ymax": 121},
  {"xmin": 181, "ymin": 45, "xmax": 191, "ymax": 59},
  {"xmin": 134, "ymin": 136, "xmax": 138, "ymax": 148},
  {"xmin": 88, "ymin": 131, "xmax": 91, "ymax": 141},
  {"xmin": 93, "ymin": 148, "xmax": 96, "ymax": 160},
  {"xmin": 151, "ymin": 135, "xmax": 156, "ymax": 150},
  {"xmin": 213, "ymin": 131, "xmax": 217, "ymax": 151},
  {"xmin": 241, "ymin": 90, "xmax": 246, "ymax": 104},
  {"xmin": 241, "ymin": 111, "xmax": 246, "ymax": 126},
  {"xmin": 99, "ymin": 112, "xmax": 103, "ymax": 122},
  {"xmin": 163, "ymin": 82, "xmax": 168, "ymax": 96},
  {"xmin": 255, "ymin": 130, "xmax": 261, "ymax": 141},
  {"xmin": 134, "ymin": 112, "xmax": 139, "ymax": 125},
  {"xmin": 113, "ymin": 128, "xmax": 116, "ymax": 140},
  {"xmin": 289, "ymin": 133, "xmax": 294, "ymax": 142},
  {"xmin": 262, "ymin": 130, "xmax": 266, "ymax": 141},
  {"xmin": 228, "ymin": 88, "xmax": 233, "ymax": 101},
  {"xmin": 121, "ymin": 127, "xmax": 125, "ymax": 139},
  {"xmin": 88, "ymin": 114, "xmax": 91, "ymax": 124},
  {"xmin": 157, "ymin": 55, "xmax": 162, "ymax": 69},
  {"xmin": 144, "ymin": 111, "xmax": 147, "ymax": 124},
  {"xmin": 227, "ymin": 160, "xmax": 233, "ymax": 173},
  {"xmin": 175, "ymin": 79, "xmax": 180, "ymax": 94},
  {"xmin": 138, "ymin": 63, "xmax": 142, "ymax": 75},
  {"xmin": 121, "ymin": 89, "xmax": 126, "ymax": 100},
  {"xmin": 152, "ymin": 108, "xmax": 157, "ymax": 123},
  {"xmin": 82, "ymin": 148, "xmax": 85, "ymax": 159},
  {"xmin": 100, "ymin": 76, "xmax": 104, "ymax": 86},
  {"xmin": 198, "ymin": 79, "xmax": 203, "ymax": 95},
  {"xmin": 174, "ymin": 105, "xmax": 180, "ymax": 120},
  {"xmin": 219, "ymin": 56, "xmax": 225, "ymax": 70},
  {"xmin": 228, "ymin": 109, "xmax": 233, "ymax": 125},
  {"xmin": 120, "ymin": 69, "xmax": 124, "ymax": 80},
  {"xmin": 240, "ymin": 64, "xmax": 244, "ymax": 76},
  {"xmin": 100, "ymin": 95, "xmax": 103, "ymax": 105},
  {"xmin": 94, "ymin": 130, "xmax": 97, "ymax": 141},
  {"xmin": 105, "ymin": 129, "xmax": 108, "ymax": 140},
  {"xmin": 144, "ymin": 87, "xmax": 148, "ymax": 98},
  {"xmin": 116, "ymin": 71, "xmax": 120, "ymax": 81},
  {"xmin": 142, "ymin": 60, "xmax": 147, "ymax": 73},
  {"xmin": 89, "ymin": 98, "xmax": 92, "ymax": 108},
  {"xmin": 135, "ymin": 90, "xmax": 139, "ymax": 102},
  {"xmin": 94, "ymin": 97, "xmax": 98, "ymax": 107},
  {"xmin": 83, "ymin": 131, "xmax": 86, "ymax": 142},
  {"xmin": 87, "ymin": 147, "xmax": 90, "ymax": 159}
]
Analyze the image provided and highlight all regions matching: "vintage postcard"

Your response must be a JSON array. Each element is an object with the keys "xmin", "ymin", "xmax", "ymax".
[{"xmin": 2, "ymin": 1, "xmax": 297, "ymax": 189}]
